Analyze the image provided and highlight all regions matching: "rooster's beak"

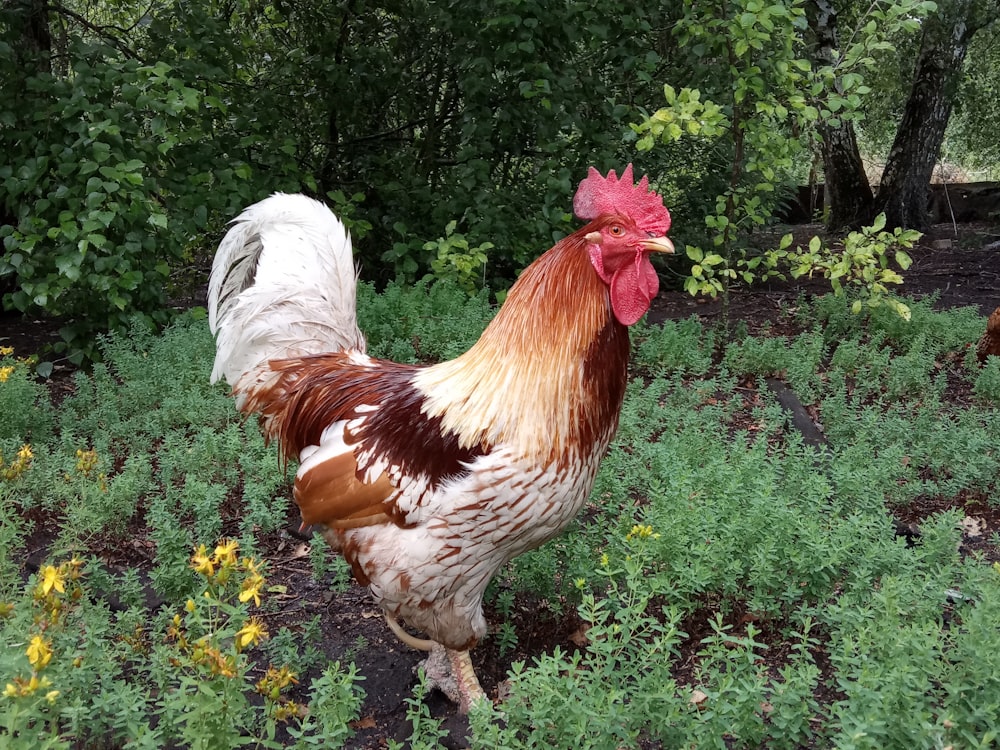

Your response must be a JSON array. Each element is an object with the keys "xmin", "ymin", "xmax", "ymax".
[{"xmin": 641, "ymin": 236, "xmax": 675, "ymax": 254}]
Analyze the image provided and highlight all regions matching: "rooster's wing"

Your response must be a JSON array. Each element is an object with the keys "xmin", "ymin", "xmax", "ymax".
[{"xmin": 243, "ymin": 351, "xmax": 491, "ymax": 529}]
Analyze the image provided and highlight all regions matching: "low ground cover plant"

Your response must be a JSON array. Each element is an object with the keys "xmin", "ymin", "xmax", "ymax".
[{"xmin": 1, "ymin": 282, "xmax": 998, "ymax": 748}]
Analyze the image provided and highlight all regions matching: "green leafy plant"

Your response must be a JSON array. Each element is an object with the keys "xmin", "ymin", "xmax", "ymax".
[
  {"xmin": 0, "ymin": 543, "xmax": 364, "ymax": 749},
  {"xmin": 632, "ymin": 0, "xmax": 931, "ymax": 322},
  {"xmin": 424, "ymin": 221, "xmax": 495, "ymax": 294},
  {"xmin": 973, "ymin": 357, "xmax": 1000, "ymax": 405},
  {"xmin": 783, "ymin": 214, "xmax": 919, "ymax": 320}
]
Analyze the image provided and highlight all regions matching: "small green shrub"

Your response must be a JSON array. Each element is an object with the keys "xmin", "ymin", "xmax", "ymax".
[
  {"xmin": 357, "ymin": 278, "xmax": 493, "ymax": 362},
  {"xmin": 634, "ymin": 316, "xmax": 716, "ymax": 376},
  {"xmin": 722, "ymin": 333, "xmax": 792, "ymax": 378},
  {"xmin": 0, "ymin": 543, "xmax": 364, "ymax": 749},
  {"xmin": 0, "ymin": 349, "xmax": 52, "ymax": 443},
  {"xmin": 973, "ymin": 357, "xmax": 1000, "ymax": 405}
]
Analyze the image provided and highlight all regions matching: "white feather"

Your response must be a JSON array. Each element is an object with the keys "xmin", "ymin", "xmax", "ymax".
[{"xmin": 208, "ymin": 193, "xmax": 365, "ymax": 385}]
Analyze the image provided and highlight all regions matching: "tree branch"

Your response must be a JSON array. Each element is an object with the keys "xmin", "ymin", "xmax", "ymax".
[{"xmin": 44, "ymin": 2, "xmax": 142, "ymax": 60}]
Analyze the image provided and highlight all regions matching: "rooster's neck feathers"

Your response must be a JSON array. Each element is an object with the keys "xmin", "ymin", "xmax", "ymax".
[{"xmin": 413, "ymin": 229, "xmax": 630, "ymax": 463}]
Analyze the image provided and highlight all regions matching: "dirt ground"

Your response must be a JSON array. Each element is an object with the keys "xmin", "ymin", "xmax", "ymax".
[{"xmin": 1, "ymin": 222, "xmax": 998, "ymax": 748}]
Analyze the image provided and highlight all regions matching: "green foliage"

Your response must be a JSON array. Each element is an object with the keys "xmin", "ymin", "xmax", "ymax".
[
  {"xmin": 0, "ymin": 547, "xmax": 363, "ymax": 748},
  {"xmin": 973, "ymin": 357, "xmax": 1000, "ymax": 405},
  {"xmin": 308, "ymin": 537, "xmax": 353, "ymax": 592},
  {"xmin": 634, "ymin": 0, "xmax": 821, "ymax": 248},
  {"xmin": 783, "ymin": 214, "xmax": 920, "ymax": 320},
  {"xmin": 0, "ymin": 349, "xmax": 52, "ymax": 443},
  {"xmin": 424, "ymin": 221, "xmax": 495, "ymax": 294},
  {"xmin": 633, "ymin": 316, "xmax": 717, "ymax": 376},
  {"xmin": 0, "ymin": 30, "xmax": 286, "ymax": 363},
  {"xmin": 1, "ymin": 281, "xmax": 999, "ymax": 747},
  {"xmin": 633, "ymin": 0, "xmax": 934, "ymax": 317},
  {"xmin": 1, "ymin": 0, "xmax": 684, "ymax": 358},
  {"xmin": 357, "ymin": 278, "xmax": 495, "ymax": 363},
  {"xmin": 722, "ymin": 328, "xmax": 827, "ymax": 400},
  {"xmin": 284, "ymin": 662, "xmax": 365, "ymax": 748},
  {"xmin": 386, "ymin": 672, "xmax": 450, "ymax": 750}
]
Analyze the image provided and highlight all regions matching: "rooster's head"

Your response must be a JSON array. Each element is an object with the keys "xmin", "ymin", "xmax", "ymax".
[{"xmin": 574, "ymin": 164, "xmax": 674, "ymax": 326}]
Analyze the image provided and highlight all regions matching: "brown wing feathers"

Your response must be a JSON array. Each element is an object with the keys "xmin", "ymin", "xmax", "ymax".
[{"xmin": 239, "ymin": 353, "xmax": 492, "ymax": 527}]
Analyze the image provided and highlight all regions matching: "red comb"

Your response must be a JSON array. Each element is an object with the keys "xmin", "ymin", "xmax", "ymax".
[{"xmin": 573, "ymin": 164, "xmax": 671, "ymax": 235}]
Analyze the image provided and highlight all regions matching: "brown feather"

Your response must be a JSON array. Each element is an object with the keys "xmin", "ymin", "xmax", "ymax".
[
  {"xmin": 411, "ymin": 219, "xmax": 631, "ymax": 465},
  {"xmin": 977, "ymin": 306, "xmax": 1000, "ymax": 365},
  {"xmin": 293, "ymin": 449, "xmax": 395, "ymax": 526}
]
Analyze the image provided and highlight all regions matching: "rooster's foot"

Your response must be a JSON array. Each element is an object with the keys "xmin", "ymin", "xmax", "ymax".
[{"xmin": 419, "ymin": 644, "xmax": 487, "ymax": 714}]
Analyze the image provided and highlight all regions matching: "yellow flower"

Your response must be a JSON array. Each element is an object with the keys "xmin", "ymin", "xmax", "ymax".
[
  {"xmin": 185, "ymin": 599, "xmax": 196, "ymax": 613},
  {"xmin": 26, "ymin": 636, "xmax": 53, "ymax": 669},
  {"xmin": 190, "ymin": 545, "xmax": 215, "ymax": 577},
  {"xmin": 0, "ymin": 366, "xmax": 14, "ymax": 382},
  {"xmin": 24, "ymin": 675, "xmax": 50, "ymax": 695},
  {"xmin": 235, "ymin": 617, "xmax": 268, "ymax": 651},
  {"xmin": 39, "ymin": 565, "xmax": 66, "ymax": 596},
  {"xmin": 0, "ymin": 346, "xmax": 13, "ymax": 356},
  {"xmin": 625, "ymin": 523, "xmax": 661, "ymax": 541},
  {"xmin": 16, "ymin": 444, "xmax": 32, "ymax": 462},
  {"xmin": 213, "ymin": 539, "xmax": 239, "ymax": 566},
  {"xmin": 4, "ymin": 683, "xmax": 17, "ymax": 698},
  {"xmin": 238, "ymin": 581, "xmax": 262, "ymax": 607},
  {"xmin": 75, "ymin": 448, "xmax": 98, "ymax": 475},
  {"xmin": 45, "ymin": 690, "xmax": 59, "ymax": 704}
]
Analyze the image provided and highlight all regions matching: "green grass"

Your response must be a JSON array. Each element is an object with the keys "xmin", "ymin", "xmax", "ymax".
[{"xmin": 1, "ymin": 283, "xmax": 999, "ymax": 748}]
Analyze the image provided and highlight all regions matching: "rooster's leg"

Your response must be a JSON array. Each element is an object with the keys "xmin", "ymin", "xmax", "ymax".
[
  {"xmin": 384, "ymin": 613, "xmax": 487, "ymax": 712},
  {"xmin": 421, "ymin": 644, "xmax": 487, "ymax": 714}
]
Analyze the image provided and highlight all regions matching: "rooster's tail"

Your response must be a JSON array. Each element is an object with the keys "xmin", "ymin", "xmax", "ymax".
[{"xmin": 208, "ymin": 193, "xmax": 365, "ymax": 387}]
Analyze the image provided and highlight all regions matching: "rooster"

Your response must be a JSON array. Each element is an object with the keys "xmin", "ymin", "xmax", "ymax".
[
  {"xmin": 208, "ymin": 165, "xmax": 674, "ymax": 711},
  {"xmin": 977, "ymin": 306, "xmax": 1000, "ymax": 365}
]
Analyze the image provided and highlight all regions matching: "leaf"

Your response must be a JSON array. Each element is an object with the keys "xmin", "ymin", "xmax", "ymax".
[{"xmin": 895, "ymin": 251, "xmax": 912, "ymax": 270}]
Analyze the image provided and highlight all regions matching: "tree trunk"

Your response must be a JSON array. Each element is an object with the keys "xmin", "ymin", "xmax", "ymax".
[
  {"xmin": 806, "ymin": 0, "xmax": 873, "ymax": 230},
  {"xmin": 874, "ymin": 0, "xmax": 983, "ymax": 230},
  {"xmin": 6, "ymin": 0, "xmax": 52, "ymax": 73}
]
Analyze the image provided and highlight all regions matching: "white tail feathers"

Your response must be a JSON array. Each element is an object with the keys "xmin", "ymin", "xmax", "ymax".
[{"xmin": 208, "ymin": 193, "xmax": 365, "ymax": 386}]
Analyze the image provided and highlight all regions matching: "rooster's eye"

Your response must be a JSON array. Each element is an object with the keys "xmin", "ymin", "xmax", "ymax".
[{"xmin": 609, "ymin": 225, "xmax": 624, "ymax": 236}]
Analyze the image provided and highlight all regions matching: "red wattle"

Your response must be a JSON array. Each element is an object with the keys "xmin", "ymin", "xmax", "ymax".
[{"xmin": 609, "ymin": 254, "xmax": 659, "ymax": 326}]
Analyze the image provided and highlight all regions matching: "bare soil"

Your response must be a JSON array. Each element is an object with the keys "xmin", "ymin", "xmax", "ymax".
[{"xmin": 2, "ymin": 222, "xmax": 998, "ymax": 748}]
